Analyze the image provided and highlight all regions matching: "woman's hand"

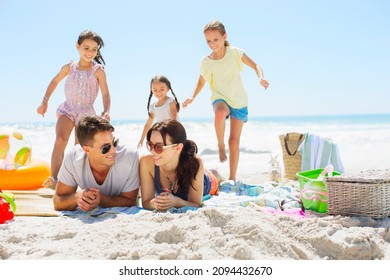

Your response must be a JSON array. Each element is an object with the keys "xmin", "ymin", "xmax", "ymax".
[{"xmin": 153, "ymin": 192, "xmax": 176, "ymax": 211}]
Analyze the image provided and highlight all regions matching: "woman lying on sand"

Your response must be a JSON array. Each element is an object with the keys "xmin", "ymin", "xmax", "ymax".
[{"xmin": 140, "ymin": 119, "xmax": 219, "ymax": 211}]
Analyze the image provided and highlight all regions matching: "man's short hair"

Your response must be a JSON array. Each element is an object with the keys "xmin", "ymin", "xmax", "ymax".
[{"xmin": 76, "ymin": 115, "xmax": 114, "ymax": 146}]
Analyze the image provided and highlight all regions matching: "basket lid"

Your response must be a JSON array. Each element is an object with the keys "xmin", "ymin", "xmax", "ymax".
[{"xmin": 326, "ymin": 169, "xmax": 390, "ymax": 184}]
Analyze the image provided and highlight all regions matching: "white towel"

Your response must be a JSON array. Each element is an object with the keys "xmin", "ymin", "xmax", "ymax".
[{"xmin": 298, "ymin": 133, "xmax": 345, "ymax": 173}]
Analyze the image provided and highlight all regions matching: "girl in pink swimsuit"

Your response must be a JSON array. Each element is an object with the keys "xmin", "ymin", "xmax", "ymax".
[{"xmin": 37, "ymin": 30, "xmax": 111, "ymax": 189}]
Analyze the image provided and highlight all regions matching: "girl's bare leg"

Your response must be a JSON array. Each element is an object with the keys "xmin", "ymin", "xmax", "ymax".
[
  {"xmin": 43, "ymin": 115, "xmax": 74, "ymax": 189},
  {"xmin": 213, "ymin": 102, "xmax": 230, "ymax": 163},
  {"xmin": 228, "ymin": 117, "xmax": 244, "ymax": 181}
]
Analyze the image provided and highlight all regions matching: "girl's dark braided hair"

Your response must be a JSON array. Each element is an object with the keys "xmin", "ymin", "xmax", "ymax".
[{"xmin": 147, "ymin": 75, "xmax": 180, "ymax": 117}]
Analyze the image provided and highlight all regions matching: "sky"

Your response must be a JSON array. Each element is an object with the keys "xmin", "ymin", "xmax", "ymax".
[{"xmin": 0, "ymin": 0, "xmax": 389, "ymax": 123}]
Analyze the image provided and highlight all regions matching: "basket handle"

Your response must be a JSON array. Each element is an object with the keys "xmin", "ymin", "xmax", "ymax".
[{"xmin": 284, "ymin": 133, "xmax": 304, "ymax": 156}]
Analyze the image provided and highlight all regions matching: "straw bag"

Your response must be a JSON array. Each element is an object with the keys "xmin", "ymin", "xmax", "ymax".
[{"xmin": 279, "ymin": 132, "xmax": 305, "ymax": 180}]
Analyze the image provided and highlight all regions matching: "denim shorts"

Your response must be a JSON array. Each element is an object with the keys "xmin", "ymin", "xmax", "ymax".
[{"xmin": 212, "ymin": 99, "xmax": 248, "ymax": 122}]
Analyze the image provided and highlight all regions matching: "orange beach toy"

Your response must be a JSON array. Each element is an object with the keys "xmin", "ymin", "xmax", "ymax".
[
  {"xmin": 0, "ymin": 131, "xmax": 50, "ymax": 190},
  {"xmin": 0, "ymin": 159, "xmax": 50, "ymax": 190}
]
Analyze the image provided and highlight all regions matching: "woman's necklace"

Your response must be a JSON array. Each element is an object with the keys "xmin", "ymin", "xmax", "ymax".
[{"xmin": 161, "ymin": 167, "xmax": 178, "ymax": 192}]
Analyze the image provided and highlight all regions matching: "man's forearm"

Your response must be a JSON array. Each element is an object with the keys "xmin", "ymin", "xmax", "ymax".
[{"xmin": 53, "ymin": 193, "xmax": 79, "ymax": 211}]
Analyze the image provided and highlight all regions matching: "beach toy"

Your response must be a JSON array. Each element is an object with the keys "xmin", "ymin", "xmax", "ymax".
[
  {"xmin": 0, "ymin": 131, "xmax": 32, "ymax": 170},
  {"xmin": 0, "ymin": 190, "xmax": 16, "ymax": 224},
  {"xmin": 296, "ymin": 168, "xmax": 342, "ymax": 213},
  {"xmin": 0, "ymin": 130, "xmax": 50, "ymax": 190},
  {"xmin": 0, "ymin": 159, "xmax": 50, "ymax": 190}
]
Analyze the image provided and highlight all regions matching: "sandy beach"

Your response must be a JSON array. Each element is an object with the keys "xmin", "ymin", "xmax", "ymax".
[
  {"xmin": 1, "ymin": 117, "xmax": 390, "ymax": 280},
  {"xmin": 2, "ymin": 201, "xmax": 390, "ymax": 260},
  {"xmin": 1, "ymin": 167, "xmax": 390, "ymax": 261}
]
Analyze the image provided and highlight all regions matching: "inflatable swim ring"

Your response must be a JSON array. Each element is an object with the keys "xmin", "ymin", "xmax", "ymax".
[{"xmin": 0, "ymin": 159, "xmax": 50, "ymax": 190}]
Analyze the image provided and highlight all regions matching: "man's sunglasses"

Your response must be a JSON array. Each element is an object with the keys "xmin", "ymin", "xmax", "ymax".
[
  {"xmin": 146, "ymin": 141, "xmax": 178, "ymax": 154},
  {"xmin": 102, "ymin": 138, "xmax": 119, "ymax": 154}
]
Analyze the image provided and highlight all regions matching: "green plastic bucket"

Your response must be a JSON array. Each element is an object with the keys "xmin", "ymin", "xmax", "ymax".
[{"xmin": 296, "ymin": 168, "xmax": 342, "ymax": 213}]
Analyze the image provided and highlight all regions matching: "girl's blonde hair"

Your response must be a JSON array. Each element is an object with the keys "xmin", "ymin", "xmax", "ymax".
[{"xmin": 203, "ymin": 20, "xmax": 230, "ymax": 46}]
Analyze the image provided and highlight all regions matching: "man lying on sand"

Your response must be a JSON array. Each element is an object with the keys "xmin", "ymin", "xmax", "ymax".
[{"xmin": 53, "ymin": 115, "xmax": 140, "ymax": 211}]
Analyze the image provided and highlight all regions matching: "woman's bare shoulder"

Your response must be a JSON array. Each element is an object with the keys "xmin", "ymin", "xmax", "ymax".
[{"xmin": 140, "ymin": 153, "xmax": 154, "ymax": 165}]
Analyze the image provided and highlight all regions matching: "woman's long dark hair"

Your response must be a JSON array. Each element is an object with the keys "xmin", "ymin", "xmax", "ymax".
[
  {"xmin": 78, "ymin": 30, "xmax": 106, "ymax": 66},
  {"xmin": 146, "ymin": 119, "xmax": 199, "ymax": 196}
]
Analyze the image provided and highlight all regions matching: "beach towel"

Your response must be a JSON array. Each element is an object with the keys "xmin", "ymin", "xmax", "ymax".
[
  {"xmin": 204, "ymin": 181, "xmax": 301, "ymax": 212},
  {"xmin": 59, "ymin": 181, "xmax": 302, "ymax": 218},
  {"xmin": 298, "ymin": 133, "xmax": 345, "ymax": 173},
  {"xmin": 60, "ymin": 206, "xmax": 146, "ymax": 223}
]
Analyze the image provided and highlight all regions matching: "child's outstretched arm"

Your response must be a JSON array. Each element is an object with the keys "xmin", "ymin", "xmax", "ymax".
[
  {"xmin": 182, "ymin": 75, "xmax": 206, "ymax": 108},
  {"xmin": 37, "ymin": 64, "xmax": 70, "ymax": 117},
  {"xmin": 96, "ymin": 68, "xmax": 111, "ymax": 121},
  {"xmin": 242, "ymin": 53, "xmax": 269, "ymax": 90},
  {"xmin": 137, "ymin": 115, "xmax": 154, "ymax": 149}
]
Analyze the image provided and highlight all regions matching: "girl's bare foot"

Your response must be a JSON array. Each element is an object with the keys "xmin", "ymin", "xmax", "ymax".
[{"xmin": 43, "ymin": 176, "xmax": 57, "ymax": 189}]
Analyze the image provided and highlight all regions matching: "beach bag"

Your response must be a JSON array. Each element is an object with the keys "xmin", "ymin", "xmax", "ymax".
[{"xmin": 279, "ymin": 132, "xmax": 305, "ymax": 180}]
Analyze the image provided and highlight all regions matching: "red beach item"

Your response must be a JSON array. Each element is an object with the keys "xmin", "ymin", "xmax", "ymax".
[{"xmin": 0, "ymin": 189, "xmax": 16, "ymax": 224}]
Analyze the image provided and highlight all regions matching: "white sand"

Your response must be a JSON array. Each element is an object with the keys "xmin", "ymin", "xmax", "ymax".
[
  {"xmin": 1, "ymin": 135, "xmax": 390, "ymax": 263},
  {"xmin": 2, "ymin": 206, "xmax": 390, "ymax": 260},
  {"xmin": 1, "ymin": 167, "xmax": 390, "ymax": 261}
]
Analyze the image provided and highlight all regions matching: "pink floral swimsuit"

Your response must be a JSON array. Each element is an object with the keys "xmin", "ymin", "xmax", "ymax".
[{"xmin": 56, "ymin": 61, "xmax": 101, "ymax": 124}]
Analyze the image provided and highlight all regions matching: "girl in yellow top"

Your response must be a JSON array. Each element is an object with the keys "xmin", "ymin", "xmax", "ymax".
[{"xmin": 182, "ymin": 20, "xmax": 269, "ymax": 181}]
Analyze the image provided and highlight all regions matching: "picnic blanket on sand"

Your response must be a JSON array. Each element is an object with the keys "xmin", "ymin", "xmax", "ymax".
[
  {"xmin": 8, "ymin": 181, "xmax": 303, "ymax": 220},
  {"xmin": 61, "ymin": 180, "xmax": 304, "ymax": 221},
  {"xmin": 205, "ymin": 180, "xmax": 302, "ymax": 212}
]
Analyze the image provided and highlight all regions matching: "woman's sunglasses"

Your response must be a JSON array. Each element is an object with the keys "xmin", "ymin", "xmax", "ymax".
[
  {"xmin": 146, "ymin": 141, "xmax": 177, "ymax": 154},
  {"xmin": 101, "ymin": 138, "xmax": 119, "ymax": 154}
]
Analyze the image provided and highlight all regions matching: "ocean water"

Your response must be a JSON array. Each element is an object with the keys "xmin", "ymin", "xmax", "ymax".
[{"xmin": 1, "ymin": 114, "xmax": 389, "ymax": 183}]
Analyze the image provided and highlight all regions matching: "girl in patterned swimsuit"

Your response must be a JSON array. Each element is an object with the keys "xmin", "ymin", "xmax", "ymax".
[
  {"xmin": 37, "ymin": 30, "xmax": 111, "ymax": 189},
  {"xmin": 137, "ymin": 75, "xmax": 180, "ymax": 149}
]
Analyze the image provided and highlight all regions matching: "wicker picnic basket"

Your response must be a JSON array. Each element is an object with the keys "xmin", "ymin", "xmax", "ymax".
[
  {"xmin": 327, "ymin": 169, "xmax": 390, "ymax": 218},
  {"xmin": 279, "ymin": 132, "xmax": 305, "ymax": 180}
]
